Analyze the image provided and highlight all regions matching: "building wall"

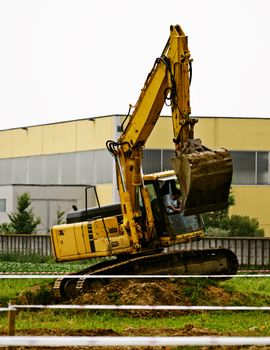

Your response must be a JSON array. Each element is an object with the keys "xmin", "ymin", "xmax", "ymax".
[
  {"xmin": 196, "ymin": 117, "xmax": 270, "ymax": 235},
  {"xmin": 0, "ymin": 115, "xmax": 270, "ymax": 235},
  {"xmin": 143, "ymin": 116, "xmax": 270, "ymax": 236},
  {"xmin": 145, "ymin": 116, "xmax": 270, "ymax": 150},
  {"xmin": 2, "ymin": 115, "xmax": 270, "ymax": 155},
  {"xmin": 145, "ymin": 118, "xmax": 174, "ymax": 149},
  {"xmin": 96, "ymin": 183, "xmax": 114, "ymax": 205},
  {"xmin": 0, "ymin": 185, "xmax": 98, "ymax": 233},
  {"xmin": 230, "ymin": 186, "xmax": 270, "ymax": 235},
  {"xmin": 0, "ymin": 117, "xmax": 115, "ymax": 158},
  {"xmin": 0, "ymin": 186, "xmax": 13, "ymax": 223},
  {"xmin": 0, "ymin": 150, "xmax": 114, "ymax": 185},
  {"xmin": 195, "ymin": 117, "xmax": 270, "ymax": 150}
]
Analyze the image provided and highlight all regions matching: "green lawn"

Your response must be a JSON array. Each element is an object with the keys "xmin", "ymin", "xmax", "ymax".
[
  {"xmin": 0, "ymin": 309, "xmax": 269, "ymax": 336},
  {"xmin": 0, "ymin": 254, "xmax": 270, "ymax": 336}
]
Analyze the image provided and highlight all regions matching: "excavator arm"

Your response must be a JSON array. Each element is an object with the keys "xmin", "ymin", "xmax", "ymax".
[
  {"xmin": 106, "ymin": 25, "xmax": 232, "ymax": 252},
  {"xmin": 118, "ymin": 25, "xmax": 192, "ymax": 148}
]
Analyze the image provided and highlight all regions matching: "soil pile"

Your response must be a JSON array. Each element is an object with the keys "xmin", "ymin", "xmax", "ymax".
[
  {"xmin": 17, "ymin": 278, "xmax": 247, "ymax": 309},
  {"xmin": 73, "ymin": 278, "xmax": 239, "ymax": 308}
]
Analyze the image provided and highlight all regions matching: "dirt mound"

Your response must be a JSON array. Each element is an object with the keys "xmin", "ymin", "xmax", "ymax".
[
  {"xmin": 75, "ymin": 279, "xmax": 182, "ymax": 305},
  {"xmin": 18, "ymin": 278, "xmax": 242, "ymax": 309},
  {"xmin": 17, "ymin": 282, "xmax": 55, "ymax": 305},
  {"xmin": 69, "ymin": 278, "xmax": 242, "ymax": 318}
]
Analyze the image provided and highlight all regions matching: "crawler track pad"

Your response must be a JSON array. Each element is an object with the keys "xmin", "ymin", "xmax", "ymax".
[{"xmin": 53, "ymin": 248, "xmax": 238, "ymax": 299}]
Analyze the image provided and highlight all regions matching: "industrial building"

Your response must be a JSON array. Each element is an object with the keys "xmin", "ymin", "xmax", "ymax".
[{"xmin": 0, "ymin": 115, "xmax": 269, "ymax": 235}]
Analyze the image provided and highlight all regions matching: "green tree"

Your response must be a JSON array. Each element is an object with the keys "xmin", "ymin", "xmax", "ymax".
[
  {"xmin": 203, "ymin": 192, "xmax": 235, "ymax": 228},
  {"xmin": 203, "ymin": 191, "xmax": 264, "ymax": 237},
  {"xmin": 56, "ymin": 206, "xmax": 65, "ymax": 225},
  {"xmin": 0, "ymin": 222, "xmax": 13, "ymax": 234},
  {"xmin": 5, "ymin": 192, "xmax": 41, "ymax": 234}
]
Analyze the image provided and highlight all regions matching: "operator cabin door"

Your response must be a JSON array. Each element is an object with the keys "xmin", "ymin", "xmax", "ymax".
[{"xmin": 144, "ymin": 182, "xmax": 167, "ymax": 236}]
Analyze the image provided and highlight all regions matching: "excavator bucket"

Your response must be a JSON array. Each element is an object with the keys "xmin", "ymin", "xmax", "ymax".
[{"xmin": 172, "ymin": 148, "xmax": 233, "ymax": 216}]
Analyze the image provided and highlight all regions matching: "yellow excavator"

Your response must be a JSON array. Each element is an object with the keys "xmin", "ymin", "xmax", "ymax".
[{"xmin": 50, "ymin": 25, "xmax": 238, "ymax": 299}]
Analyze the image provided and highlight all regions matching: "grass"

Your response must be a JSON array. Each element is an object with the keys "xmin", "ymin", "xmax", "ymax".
[
  {"xmin": 0, "ymin": 277, "xmax": 269, "ymax": 336},
  {"xmin": 0, "ymin": 261, "xmax": 86, "ymax": 273},
  {"xmin": 0, "ymin": 279, "xmax": 50, "ymax": 306},
  {"xmin": 222, "ymin": 276, "xmax": 270, "ymax": 298},
  {"xmin": 0, "ymin": 252, "xmax": 92, "ymax": 273},
  {"xmin": 0, "ymin": 309, "xmax": 269, "ymax": 336},
  {"xmin": 0, "ymin": 253, "xmax": 270, "ymax": 336},
  {"xmin": 0, "ymin": 253, "xmax": 89, "ymax": 306}
]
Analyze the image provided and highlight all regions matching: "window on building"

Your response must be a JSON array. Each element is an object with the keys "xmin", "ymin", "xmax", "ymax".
[
  {"xmin": 0, "ymin": 199, "xmax": 6, "ymax": 212},
  {"xmin": 231, "ymin": 151, "xmax": 256, "ymax": 184},
  {"xmin": 231, "ymin": 151, "xmax": 270, "ymax": 185},
  {"xmin": 142, "ymin": 149, "xmax": 176, "ymax": 174},
  {"xmin": 143, "ymin": 150, "xmax": 270, "ymax": 186},
  {"xmin": 142, "ymin": 150, "xmax": 162, "ymax": 173},
  {"xmin": 162, "ymin": 150, "xmax": 175, "ymax": 171},
  {"xmin": 257, "ymin": 152, "xmax": 269, "ymax": 184}
]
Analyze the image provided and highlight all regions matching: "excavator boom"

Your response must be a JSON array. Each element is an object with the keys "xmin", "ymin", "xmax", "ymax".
[{"xmin": 116, "ymin": 24, "xmax": 232, "ymax": 218}]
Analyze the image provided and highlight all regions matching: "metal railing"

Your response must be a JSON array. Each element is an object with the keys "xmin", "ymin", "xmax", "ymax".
[
  {"xmin": 169, "ymin": 237, "xmax": 270, "ymax": 267},
  {"xmin": 0, "ymin": 234, "xmax": 52, "ymax": 257},
  {"xmin": 0, "ymin": 234, "xmax": 269, "ymax": 267}
]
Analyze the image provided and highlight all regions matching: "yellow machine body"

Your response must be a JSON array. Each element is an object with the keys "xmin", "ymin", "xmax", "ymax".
[
  {"xmin": 51, "ymin": 170, "xmax": 204, "ymax": 262},
  {"xmin": 50, "ymin": 26, "xmax": 239, "ymax": 299},
  {"xmin": 51, "ymin": 24, "xmax": 233, "ymax": 266},
  {"xmin": 51, "ymin": 217, "xmax": 133, "ymax": 262}
]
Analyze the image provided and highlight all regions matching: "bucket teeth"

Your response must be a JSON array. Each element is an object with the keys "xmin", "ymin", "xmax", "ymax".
[{"xmin": 172, "ymin": 148, "xmax": 233, "ymax": 215}]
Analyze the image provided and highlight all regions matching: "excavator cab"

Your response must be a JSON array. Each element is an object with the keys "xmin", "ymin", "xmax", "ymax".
[{"xmin": 143, "ymin": 171, "xmax": 204, "ymax": 244}]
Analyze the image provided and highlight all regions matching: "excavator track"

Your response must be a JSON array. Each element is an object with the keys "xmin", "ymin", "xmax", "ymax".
[{"xmin": 53, "ymin": 248, "xmax": 238, "ymax": 299}]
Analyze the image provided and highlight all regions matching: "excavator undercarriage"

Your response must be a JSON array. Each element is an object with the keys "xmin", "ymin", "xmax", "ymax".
[
  {"xmin": 51, "ymin": 170, "xmax": 239, "ymax": 300},
  {"xmin": 53, "ymin": 247, "xmax": 238, "ymax": 299}
]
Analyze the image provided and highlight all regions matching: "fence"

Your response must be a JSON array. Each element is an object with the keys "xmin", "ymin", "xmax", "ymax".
[
  {"xmin": 170, "ymin": 237, "xmax": 270, "ymax": 267},
  {"xmin": 2, "ymin": 274, "xmax": 270, "ymax": 347},
  {"xmin": 0, "ymin": 234, "xmax": 270, "ymax": 267},
  {"xmin": 0, "ymin": 234, "xmax": 52, "ymax": 257}
]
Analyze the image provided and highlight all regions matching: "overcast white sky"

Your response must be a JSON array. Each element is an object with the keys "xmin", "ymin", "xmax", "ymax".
[{"xmin": 0, "ymin": 0, "xmax": 269, "ymax": 130}]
